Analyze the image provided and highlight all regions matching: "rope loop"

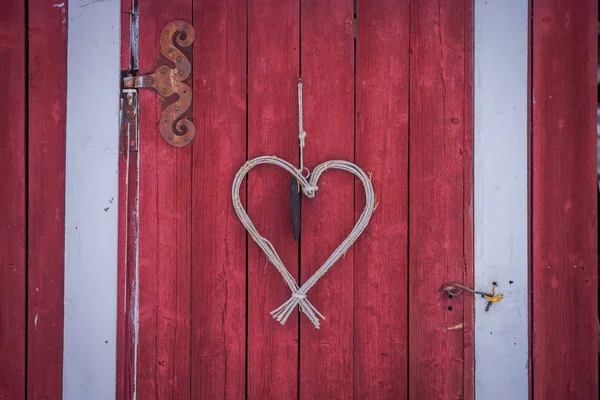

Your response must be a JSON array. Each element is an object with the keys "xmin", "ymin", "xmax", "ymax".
[{"xmin": 302, "ymin": 185, "xmax": 318, "ymax": 198}]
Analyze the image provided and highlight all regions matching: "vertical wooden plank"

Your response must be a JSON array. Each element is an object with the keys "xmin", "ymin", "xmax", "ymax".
[
  {"xmin": 0, "ymin": 0, "xmax": 26, "ymax": 398},
  {"xmin": 117, "ymin": 31, "xmax": 129, "ymax": 400},
  {"xmin": 354, "ymin": 0, "xmax": 409, "ymax": 398},
  {"xmin": 117, "ymin": 139, "xmax": 138, "ymax": 400},
  {"xmin": 27, "ymin": 0, "xmax": 67, "ymax": 398},
  {"xmin": 117, "ymin": 2, "xmax": 134, "ymax": 398},
  {"xmin": 119, "ymin": 2, "xmax": 140, "ymax": 399},
  {"xmin": 462, "ymin": 1, "xmax": 474, "ymax": 398},
  {"xmin": 246, "ymin": 0, "xmax": 299, "ymax": 398},
  {"xmin": 136, "ymin": 0, "xmax": 192, "ymax": 398},
  {"xmin": 190, "ymin": 0, "xmax": 247, "ymax": 399},
  {"xmin": 409, "ymin": 0, "xmax": 469, "ymax": 398},
  {"xmin": 121, "ymin": 0, "xmax": 132, "ymax": 71},
  {"xmin": 299, "ymin": 0, "xmax": 354, "ymax": 398},
  {"xmin": 122, "ymin": 145, "xmax": 139, "ymax": 400},
  {"xmin": 532, "ymin": 1, "xmax": 598, "ymax": 398}
]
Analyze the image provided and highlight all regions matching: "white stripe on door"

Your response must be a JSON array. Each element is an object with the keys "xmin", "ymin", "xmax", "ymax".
[
  {"xmin": 63, "ymin": 0, "xmax": 120, "ymax": 398},
  {"xmin": 474, "ymin": 0, "xmax": 529, "ymax": 398}
]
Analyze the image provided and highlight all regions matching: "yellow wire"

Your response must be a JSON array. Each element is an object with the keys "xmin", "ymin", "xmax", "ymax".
[{"xmin": 484, "ymin": 294, "xmax": 503, "ymax": 303}]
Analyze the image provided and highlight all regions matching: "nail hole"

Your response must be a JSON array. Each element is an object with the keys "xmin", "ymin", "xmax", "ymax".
[{"xmin": 447, "ymin": 306, "xmax": 453, "ymax": 311}]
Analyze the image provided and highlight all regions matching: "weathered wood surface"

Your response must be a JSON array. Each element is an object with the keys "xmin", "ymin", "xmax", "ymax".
[
  {"xmin": 0, "ymin": 1, "xmax": 26, "ymax": 398},
  {"xmin": 28, "ymin": 0, "xmax": 68, "ymax": 397},
  {"xmin": 409, "ymin": 0, "xmax": 472, "ymax": 398},
  {"xmin": 532, "ymin": 0, "xmax": 598, "ymax": 398}
]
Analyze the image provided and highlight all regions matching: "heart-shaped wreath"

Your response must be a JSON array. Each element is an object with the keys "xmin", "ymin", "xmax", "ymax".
[{"xmin": 232, "ymin": 156, "xmax": 375, "ymax": 328}]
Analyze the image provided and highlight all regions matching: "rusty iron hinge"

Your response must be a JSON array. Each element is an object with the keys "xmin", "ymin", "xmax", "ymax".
[
  {"xmin": 120, "ymin": 89, "xmax": 139, "ymax": 152},
  {"xmin": 122, "ymin": 20, "xmax": 195, "ymax": 148}
]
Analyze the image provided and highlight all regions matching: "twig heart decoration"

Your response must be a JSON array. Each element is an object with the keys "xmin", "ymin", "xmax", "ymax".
[{"xmin": 232, "ymin": 155, "xmax": 376, "ymax": 329}]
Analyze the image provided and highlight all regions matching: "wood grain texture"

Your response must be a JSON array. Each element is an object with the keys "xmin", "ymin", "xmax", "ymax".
[
  {"xmin": 117, "ymin": 144, "xmax": 139, "ymax": 400},
  {"xmin": 117, "ymin": 2, "xmax": 132, "ymax": 397},
  {"xmin": 247, "ymin": 0, "xmax": 299, "ymax": 398},
  {"xmin": 190, "ymin": 0, "xmax": 247, "ymax": 399},
  {"xmin": 115, "ymin": 77, "xmax": 129, "ymax": 400},
  {"xmin": 299, "ymin": 0, "xmax": 355, "ymax": 398},
  {"xmin": 136, "ymin": 0, "xmax": 192, "ymax": 398},
  {"xmin": 462, "ymin": 1, "xmax": 474, "ymax": 398},
  {"xmin": 120, "ymin": 0, "xmax": 131, "ymax": 71},
  {"xmin": 27, "ymin": 1, "xmax": 67, "ymax": 398},
  {"xmin": 353, "ymin": 0, "xmax": 409, "ymax": 398},
  {"xmin": 0, "ymin": 0, "xmax": 26, "ymax": 398},
  {"xmin": 408, "ymin": 0, "xmax": 469, "ymax": 398},
  {"xmin": 532, "ymin": 0, "xmax": 598, "ymax": 398}
]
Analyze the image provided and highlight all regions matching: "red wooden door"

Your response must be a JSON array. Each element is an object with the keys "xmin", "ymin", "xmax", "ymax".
[{"xmin": 118, "ymin": 0, "xmax": 473, "ymax": 398}]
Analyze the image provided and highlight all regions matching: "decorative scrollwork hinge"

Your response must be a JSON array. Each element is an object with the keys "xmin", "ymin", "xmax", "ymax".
[{"xmin": 123, "ymin": 20, "xmax": 195, "ymax": 148}]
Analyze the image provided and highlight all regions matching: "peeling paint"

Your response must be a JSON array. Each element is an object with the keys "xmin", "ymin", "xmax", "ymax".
[
  {"xmin": 53, "ymin": 2, "xmax": 65, "ymax": 8},
  {"xmin": 444, "ymin": 322, "xmax": 464, "ymax": 330},
  {"xmin": 131, "ymin": 145, "xmax": 141, "ymax": 400}
]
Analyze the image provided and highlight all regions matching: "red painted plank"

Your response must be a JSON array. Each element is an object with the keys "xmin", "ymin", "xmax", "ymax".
[
  {"xmin": 299, "ymin": 1, "xmax": 355, "ymax": 398},
  {"xmin": 117, "ymin": 2, "xmax": 132, "ymax": 398},
  {"xmin": 115, "ymin": 89, "xmax": 129, "ymax": 400},
  {"xmin": 246, "ymin": 0, "xmax": 299, "ymax": 398},
  {"xmin": 117, "ymin": 142, "xmax": 139, "ymax": 400},
  {"xmin": 526, "ymin": 5, "xmax": 533, "ymax": 398},
  {"xmin": 120, "ymin": 2, "xmax": 131, "ymax": 71},
  {"xmin": 462, "ymin": 1, "xmax": 475, "ymax": 398},
  {"xmin": 408, "ymin": 0, "xmax": 470, "ymax": 398},
  {"xmin": 354, "ymin": 0, "xmax": 409, "ymax": 398},
  {"xmin": 27, "ymin": 1, "xmax": 67, "ymax": 398},
  {"xmin": 135, "ymin": 0, "xmax": 192, "ymax": 398},
  {"xmin": 532, "ymin": 1, "xmax": 598, "ymax": 398},
  {"xmin": 190, "ymin": 1, "xmax": 247, "ymax": 399},
  {"xmin": 0, "ymin": 0, "xmax": 26, "ymax": 398}
]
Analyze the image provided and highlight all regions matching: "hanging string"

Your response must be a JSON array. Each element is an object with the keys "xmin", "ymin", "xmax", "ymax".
[{"xmin": 298, "ymin": 81, "xmax": 307, "ymax": 175}]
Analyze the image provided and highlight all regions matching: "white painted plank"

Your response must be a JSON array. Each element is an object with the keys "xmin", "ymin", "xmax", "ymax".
[
  {"xmin": 474, "ymin": 1, "xmax": 529, "ymax": 399},
  {"xmin": 63, "ymin": 0, "xmax": 120, "ymax": 398}
]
